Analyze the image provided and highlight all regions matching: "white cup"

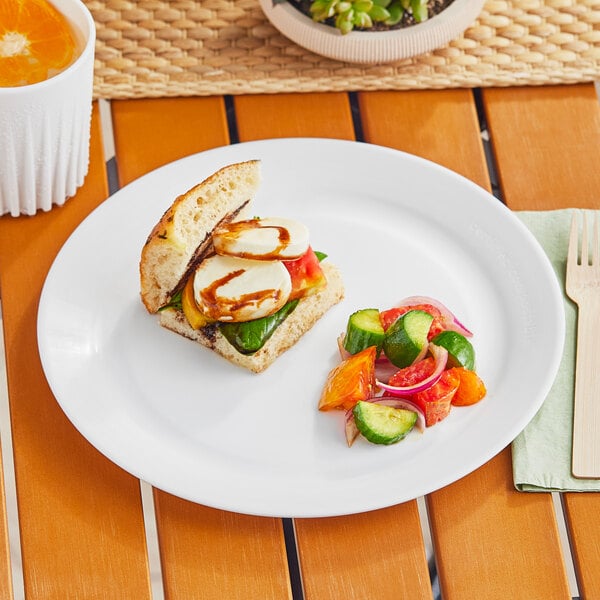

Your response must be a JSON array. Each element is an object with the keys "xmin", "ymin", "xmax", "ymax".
[{"xmin": 0, "ymin": 0, "xmax": 96, "ymax": 217}]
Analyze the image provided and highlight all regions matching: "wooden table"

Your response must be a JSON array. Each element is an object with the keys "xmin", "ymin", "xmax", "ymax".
[{"xmin": 1, "ymin": 83, "xmax": 599, "ymax": 600}]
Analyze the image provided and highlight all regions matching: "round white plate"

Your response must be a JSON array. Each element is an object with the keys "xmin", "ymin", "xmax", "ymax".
[{"xmin": 38, "ymin": 138, "xmax": 564, "ymax": 517}]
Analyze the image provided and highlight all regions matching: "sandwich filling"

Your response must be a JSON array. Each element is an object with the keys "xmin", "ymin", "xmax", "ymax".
[
  {"xmin": 192, "ymin": 255, "xmax": 292, "ymax": 322},
  {"xmin": 162, "ymin": 216, "xmax": 328, "ymax": 354}
]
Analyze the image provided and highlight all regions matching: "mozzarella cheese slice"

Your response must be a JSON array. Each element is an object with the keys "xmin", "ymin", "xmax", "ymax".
[
  {"xmin": 212, "ymin": 217, "xmax": 309, "ymax": 260},
  {"xmin": 193, "ymin": 255, "xmax": 292, "ymax": 322}
]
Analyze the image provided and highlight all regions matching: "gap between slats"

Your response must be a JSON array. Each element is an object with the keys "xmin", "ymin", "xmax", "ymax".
[
  {"xmin": 0, "ymin": 300, "xmax": 25, "ymax": 600},
  {"xmin": 553, "ymin": 492, "xmax": 580, "ymax": 599},
  {"xmin": 98, "ymin": 99, "xmax": 165, "ymax": 600}
]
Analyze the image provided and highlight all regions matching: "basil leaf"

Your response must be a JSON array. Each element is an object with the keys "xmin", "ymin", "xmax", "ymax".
[
  {"xmin": 158, "ymin": 289, "xmax": 183, "ymax": 312},
  {"xmin": 219, "ymin": 299, "xmax": 300, "ymax": 354}
]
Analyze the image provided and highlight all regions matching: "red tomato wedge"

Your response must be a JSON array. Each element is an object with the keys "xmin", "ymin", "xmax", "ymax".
[
  {"xmin": 380, "ymin": 304, "xmax": 446, "ymax": 339},
  {"xmin": 451, "ymin": 367, "xmax": 487, "ymax": 406},
  {"xmin": 283, "ymin": 246, "xmax": 327, "ymax": 300},
  {"xmin": 388, "ymin": 357, "xmax": 436, "ymax": 388},
  {"xmin": 319, "ymin": 346, "xmax": 376, "ymax": 412},
  {"xmin": 411, "ymin": 369, "xmax": 461, "ymax": 426}
]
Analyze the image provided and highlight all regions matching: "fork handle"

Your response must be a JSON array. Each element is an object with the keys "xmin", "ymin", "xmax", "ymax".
[{"xmin": 572, "ymin": 296, "xmax": 600, "ymax": 478}]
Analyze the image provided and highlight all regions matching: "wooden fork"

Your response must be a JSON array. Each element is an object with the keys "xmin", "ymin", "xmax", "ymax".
[{"xmin": 566, "ymin": 210, "xmax": 600, "ymax": 478}]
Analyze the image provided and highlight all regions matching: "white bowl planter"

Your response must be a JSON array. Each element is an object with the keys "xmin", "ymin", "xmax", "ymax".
[{"xmin": 259, "ymin": 0, "xmax": 486, "ymax": 64}]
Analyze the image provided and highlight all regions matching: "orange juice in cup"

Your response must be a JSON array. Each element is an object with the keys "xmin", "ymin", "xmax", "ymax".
[
  {"xmin": 0, "ymin": 0, "xmax": 82, "ymax": 86},
  {"xmin": 0, "ymin": 0, "xmax": 95, "ymax": 216}
]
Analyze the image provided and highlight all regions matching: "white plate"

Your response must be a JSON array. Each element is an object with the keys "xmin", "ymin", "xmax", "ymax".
[{"xmin": 38, "ymin": 138, "xmax": 564, "ymax": 518}]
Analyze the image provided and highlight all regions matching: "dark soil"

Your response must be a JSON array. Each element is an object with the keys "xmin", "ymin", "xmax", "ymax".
[{"xmin": 289, "ymin": 0, "xmax": 454, "ymax": 31}]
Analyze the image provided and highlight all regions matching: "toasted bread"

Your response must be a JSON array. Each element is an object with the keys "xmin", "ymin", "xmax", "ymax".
[
  {"xmin": 140, "ymin": 160, "xmax": 261, "ymax": 314},
  {"xmin": 140, "ymin": 160, "xmax": 345, "ymax": 372}
]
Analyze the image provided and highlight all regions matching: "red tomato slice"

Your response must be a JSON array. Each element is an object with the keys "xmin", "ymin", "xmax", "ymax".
[
  {"xmin": 283, "ymin": 246, "xmax": 327, "ymax": 300},
  {"xmin": 411, "ymin": 369, "xmax": 460, "ymax": 426},
  {"xmin": 380, "ymin": 304, "xmax": 445, "ymax": 339},
  {"xmin": 451, "ymin": 367, "xmax": 487, "ymax": 406},
  {"xmin": 319, "ymin": 346, "xmax": 376, "ymax": 412},
  {"xmin": 388, "ymin": 357, "xmax": 436, "ymax": 388}
]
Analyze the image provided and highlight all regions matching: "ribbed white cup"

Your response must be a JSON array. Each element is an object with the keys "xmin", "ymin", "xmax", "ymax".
[{"xmin": 0, "ymin": 0, "xmax": 95, "ymax": 217}]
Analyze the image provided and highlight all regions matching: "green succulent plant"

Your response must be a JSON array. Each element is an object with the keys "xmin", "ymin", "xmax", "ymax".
[{"xmin": 307, "ymin": 0, "xmax": 429, "ymax": 34}]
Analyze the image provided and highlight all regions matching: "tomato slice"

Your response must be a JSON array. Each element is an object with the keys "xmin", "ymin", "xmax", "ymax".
[
  {"xmin": 411, "ymin": 369, "xmax": 460, "ymax": 426},
  {"xmin": 319, "ymin": 346, "xmax": 376, "ymax": 411},
  {"xmin": 283, "ymin": 246, "xmax": 327, "ymax": 300},
  {"xmin": 388, "ymin": 357, "xmax": 436, "ymax": 388},
  {"xmin": 451, "ymin": 367, "xmax": 487, "ymax": 406},
  {"xmin": 380, "ymin": 304, "xmax": 446, "ymax": 339}
]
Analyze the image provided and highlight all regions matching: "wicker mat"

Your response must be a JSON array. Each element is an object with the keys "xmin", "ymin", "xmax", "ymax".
[{"xmin": 88, "ymin": 0, "xmax": 600, "ymax": 99}]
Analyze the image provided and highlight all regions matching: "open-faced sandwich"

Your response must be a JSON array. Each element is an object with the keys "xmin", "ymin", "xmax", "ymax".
[{"xmin": 139, "ymin": 160, "xmax": 345, "ymax": 373}]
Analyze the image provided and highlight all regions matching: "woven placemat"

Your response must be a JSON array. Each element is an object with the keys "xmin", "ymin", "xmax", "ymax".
[{"xmin": 88, "ymin": 0, "xmax": 600, "ymax": 99}]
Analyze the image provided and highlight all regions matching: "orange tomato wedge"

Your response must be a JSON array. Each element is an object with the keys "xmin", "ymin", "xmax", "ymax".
[
  {"xmin": 0, "ymin": 0, "xmax": 77, "ymax": 87},
  {"xmin": 451, "ymin": 367, "xmax": 487, "ymax": 406},
  {"xmin": 318, "ymin": 346, "xmax": 376, "ymax": 412}
]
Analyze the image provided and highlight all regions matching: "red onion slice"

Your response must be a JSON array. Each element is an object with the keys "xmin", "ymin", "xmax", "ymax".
[
  {"xmin": 397, "ymin": 295, "xmax": 473, "ymax": 338},
  {"xmin": 377, "ymin": 343, "xmax": 448, "ymax": 396},
  {"xmin": 344, "ymin": 409, "xmax": 360, "ymax": 446},
  {"xmin": 337, "ymin": 333, "xmax": 351, "ymax": 360},
  {"xmin": 374, "ymin": 355, "xmax": 399, "ymax": 382}
]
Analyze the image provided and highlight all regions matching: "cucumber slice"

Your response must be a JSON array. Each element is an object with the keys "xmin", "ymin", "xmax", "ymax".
[
  {"xmin": 343, "ymin": 308, "xmax": 385, "ymax": 355},
  {"xmin": 353, "ymin": 401, "xmax": 418, "ymax": 445},
  {"xmin": 431, "ymin": 330, "xmax": 475, "ymax": 370},
  {"xmin": 382, "ymin": 309, "xmax": 433, "ymax": 368}
]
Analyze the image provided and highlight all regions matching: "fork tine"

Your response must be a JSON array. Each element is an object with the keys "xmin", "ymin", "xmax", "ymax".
[
  {"xmin": 582, "ymin": 211, "xmax": 589, "ymax": 266},
  {"xmin": 568, "ymin": 210, "xmax": 580, "ymax": 267},
  {"xmin": 593, "ymin": 212, "xmax": 599, "ymax": 266}
]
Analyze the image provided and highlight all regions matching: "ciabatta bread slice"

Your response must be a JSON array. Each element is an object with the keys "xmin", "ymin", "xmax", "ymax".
[
  {"xmin": 140, "ymin": 160, "xmax": 261, "ymax": 313},
  {"xmin": 159, "ymin": 261, "xmax": 345, "ymax": 373}
]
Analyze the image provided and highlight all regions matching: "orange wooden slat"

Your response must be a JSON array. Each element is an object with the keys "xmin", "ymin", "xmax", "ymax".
[
  {"xmin": 486, "ymin": 83, "xmax": 600, "ymax": 598},
  {"xmin": 111, "ymin": 97, "xmax": 230, "ymax": 187},
  {"xmin": 483, "ymin": 83, "xmax": 600, "ymax": 210},
  {"xmin": 358, "ymin": 88, "xmax": 571, "ymax": 600},
  {"xmin": 0, "ymin": 104, "xmax": 153, "ymax": 598},
  {"xmin": 111, "ymin": 97, "xmax": 293, "ymax": 600},
  {"xmin": 430, "ymin": 450, "xmax": 570, "ymax": 599},
  {"xmin": 358, "ymin": 89, "xmax": 491, "ymax": 191},
  {"xmin": 296, "ymin": 503, "xmax": 432, "ymax": 600},
  {"xmin": 234, "ymin": 92, "xmax": 356, "ymax": 141},
  {"xmin": 155, "ymin": 494, "xmax": 292, "ymax": 600},
  {"xmin": 563, "ymin": 493, "xmax": 600, "ymax": 598},
  {"xmin": 235, "ymin": 91, "xmax": 433, "ymax": 600}
]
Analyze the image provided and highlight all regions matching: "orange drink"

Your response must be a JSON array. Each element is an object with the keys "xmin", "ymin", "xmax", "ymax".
[
  {"xmin": 0, "ymin": 0, "xmax": 81, "ymax": 87},
  {"xmin": 0, "ymin": 0, "xmax": 95, "ymax": 216}
]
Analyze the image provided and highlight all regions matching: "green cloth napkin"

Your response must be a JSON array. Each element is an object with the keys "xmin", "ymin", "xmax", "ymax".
[{"xmin": 512, "ymin": 208, "xmax": 600, "ymax": 492}]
